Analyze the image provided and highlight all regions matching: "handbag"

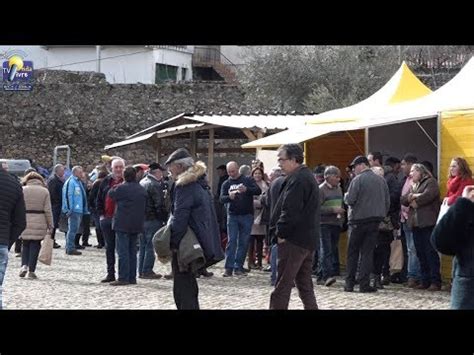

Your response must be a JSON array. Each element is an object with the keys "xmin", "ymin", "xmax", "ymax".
[
  {"xmin": 38, "ymin": 233, "xmax": 54, "ymax": 266},
  {"xmin": 436, "ymin": 199, "xmax": 450, "ymax": 224},
  {"xmin": 389, "ymin": 238, "xmax": 404, "ymax": 273}
]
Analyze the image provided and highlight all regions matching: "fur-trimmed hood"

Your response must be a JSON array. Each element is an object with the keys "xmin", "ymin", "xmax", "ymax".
[{"xmin": 176, "ymin": 161, "xmax": 207, "ymax": 187}]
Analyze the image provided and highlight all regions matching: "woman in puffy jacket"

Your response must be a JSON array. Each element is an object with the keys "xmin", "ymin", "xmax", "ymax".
[{"xmin": 20, "ymin": 172, "xmax": 53, "ymax": 279}]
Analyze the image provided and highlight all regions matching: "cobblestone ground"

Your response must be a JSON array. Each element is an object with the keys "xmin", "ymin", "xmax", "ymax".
[{"xmin": 2, "ymin": 233, "xmax": 451, "ymax": 310}]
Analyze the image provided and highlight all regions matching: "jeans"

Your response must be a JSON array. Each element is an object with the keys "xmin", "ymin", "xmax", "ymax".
[
  {"xmin": 139, "ymin": 219, "xmax": 163, "ymax": 275},
  {"xmin": 412, "ymin": 226, "xmax": 441, "ymax": 286},
  {"xmin": 100, "ymin": 218, "xmax": 116, "ymax": 277},
  {"xmin": 403, "ymin": 223, "xmax": 421, "ymax": 280},
  {"xmin": 0, "ymin": 245, "xmax": 8, "ymax": 310},
  {"xmin": 225, "ymin": 214, "xmax": 253, "ymax": 272},
  {"xmin": 66, "ymin": 212, "xmax": 83, "ymax": 253},
  {"xmin": 115, "ymin": 232, "xmax": 138, "ymax": 283},
  {"xmin": 270, "ymin": 241, "xmax": 318, "ymax": 310},
  {"xmin": 21, "ymin": 240, "xmax": 41, "ymax": 272},
  {"xmin": 270, "ymin": 244, "xmax": 278, "ymax": 285},
  {"xmin": 318, "ymin": 225, "xmax": 340, "ymax": 280}
]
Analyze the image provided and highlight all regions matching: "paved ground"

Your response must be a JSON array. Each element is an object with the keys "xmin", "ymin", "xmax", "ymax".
[{"xmin": 2, "ymin": 233, "xmax": 451, "ymax": 310}]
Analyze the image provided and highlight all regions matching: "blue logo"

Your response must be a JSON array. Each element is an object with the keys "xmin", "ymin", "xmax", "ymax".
[{"xmin": 2, "ymin": 50, "xmax": 34, "ymax": 91}]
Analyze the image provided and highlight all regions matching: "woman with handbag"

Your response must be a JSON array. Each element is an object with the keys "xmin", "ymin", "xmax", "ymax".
[
  {"xmin": 19, "ymin": 172, "xmax": 53, "ymax": 279},
  {"xmin": 247, "ymin": 167, "xmax": 269, "ymax": 270},
  {"xmin": 401, "ymin": 164, "xmax": 441, "ymax": 291}
]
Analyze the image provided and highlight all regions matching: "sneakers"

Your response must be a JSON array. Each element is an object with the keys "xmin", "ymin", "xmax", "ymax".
[
  {"xmin": 140, "ymin": 272, "xmax": 162, "ymax": 279},
  {"xmin": 19, "ymin": 265, "xmax": 28, "ymax": 278},
  {"xmin": 27, "ymin": 272, "xmax": 38, "ymax": 279},
  {"xmin": 66, "ymin": 250, "xmax": 82, "ymax": 255},
  {"xmin": 324, "ymin": 277, "xmax": 337, "ymax": 287}
]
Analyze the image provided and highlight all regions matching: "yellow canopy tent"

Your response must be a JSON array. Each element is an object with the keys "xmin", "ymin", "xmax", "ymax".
[{"xmin": 243, "ymin": 61, "xmax": 433, "ymax": 173}]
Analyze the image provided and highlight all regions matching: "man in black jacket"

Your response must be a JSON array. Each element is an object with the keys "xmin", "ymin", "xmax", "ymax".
[
  {"xmin": 47, "ymin": 164, "xmax": 65, "ymax": 249},
  {"xmin": 0, "ymin": 165, "xmax": 27, "ymax": 309},
  {"xmin": 269, "ymin": 144, "xmax": 319, "ymax": 310}
]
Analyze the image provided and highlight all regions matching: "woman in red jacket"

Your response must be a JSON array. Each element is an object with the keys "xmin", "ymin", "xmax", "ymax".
[{"xmin": 446, "ymin": 157, "xmax": 474, "ymax": 206}]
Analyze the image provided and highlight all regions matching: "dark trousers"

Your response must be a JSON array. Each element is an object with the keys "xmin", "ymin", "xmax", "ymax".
[
  {"xmin": 318, "ymin": 224, "xmax": 341, "ymax": 280},
  {"xmin": 413, "ymin": 226, "xmax": 441, "ymax": 286},
  {"xmin": 248, "ymin": 234, "xmax": 265, "ymax": 267},
  {"xmin": 373, "ymin": 230, "xmax": 392, "ymax": 276},
  {"xmin": 51, "ymin": 204, "xmax": 62, "ymax": 240},
  {"xmin": 92, "ymin": 213, "xmax": 105, "ymax": 247},
  {"xmin": 171, "ymin": 252, "xmax": 199, "ymax": 310},
  {"xmin": 270, "ymin": 241, "xmax": 318, "ymax": 310},
  {"xmin": 14, "ymin": 239, "xmax": 22, "ymax": 253},
  {"xmin": 345, "ymin": 221, "xmax": 379, "ymax": 289},
  {"xmin": 100, "ymin": 218, "xmax": 116, "ymax": 277},
  {"xmin": 21, "ymin": 240, "xmax": 41, "ymax": 272},
  {"xmin": 75, "ymin": 214, "xmax": 91, "ymax": 245}
]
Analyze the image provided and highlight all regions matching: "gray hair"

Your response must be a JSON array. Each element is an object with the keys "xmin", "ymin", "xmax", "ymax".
[
  {"xmin": 270, "ymin": 166, "xmax": 283, "ymax": 178},
  {"xmin": 324, "ymin": 165, "xmax": 340, "ymax": 178},
  {"xmin": 72, "ymin": 165, "xmax": 83, "ymax": 176},
  {"xmin": 412, "ymin": 163, "xmax": 432, "ymax": 178},
  {"xmin": 239, "ymin": 164, "xmax": 251, "ymax": 177},
  {"xmin": 111, "ymin": 158, "xmax": 125, "ymax": 167},
  {"xmin": 173, "ymin": 157, "xmax": 194, "ymax": 169},
  {"xmin": 53, "ymin": 164, "xmax": 64, "ymax": 174}
]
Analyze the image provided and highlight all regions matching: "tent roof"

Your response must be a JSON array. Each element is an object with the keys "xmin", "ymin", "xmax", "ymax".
[
  {"xmin": 307, "ymin": 61, "xmax": 432, "ymax": 124},
  {"xmin": 243, "ymin": 62, "xmax": 433, "ymax": 148}
]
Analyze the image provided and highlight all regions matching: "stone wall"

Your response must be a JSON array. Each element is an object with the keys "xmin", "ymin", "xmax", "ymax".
[{"xmin": 0, "ymin": 69, "xmax": 258, "ymax": 171}]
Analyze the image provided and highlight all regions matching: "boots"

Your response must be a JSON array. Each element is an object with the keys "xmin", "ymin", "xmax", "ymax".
[{"xmin": 373, "ymin": 274, "xmax": 384, "ymax": 289}]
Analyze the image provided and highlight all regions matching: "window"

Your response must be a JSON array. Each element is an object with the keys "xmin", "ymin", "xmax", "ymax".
[{"xmin": 155, "ymin": 64, "xmax": 178, "ymax": 83}]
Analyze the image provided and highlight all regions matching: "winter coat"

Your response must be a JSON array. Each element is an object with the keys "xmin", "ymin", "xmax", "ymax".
[
  {"xmin": 61, "ymin": 176, "xmax": 89, "ymax": 215},
  {"xmin": 21, "ymin": 179, "xmax": 53, "ymax": 241},
  {"xmin": 401, "ymin": 176, "xmax": 440, "ymax": 229},
  {"xmin": 446, "ymin": 175, "xmax": 474, "ymax": 206},
  {"xmin": 169, "ymin": 161, "xmax": 224, "ymax": 268},
  {"xmin": 0, "ymin": 168, "xmax": 26, "ymax": 248},
  {"xmin": 432, "ymin": 197, "xmax": 474, "ymax": 309},
  {"xmin": 47, "ymin": 174, "xmax": 64, "ymax": 207},
  {"xmin": 269, "ymin": 165, "xmax": 320, "ymax": 251},
  {"xmin": 140, "ymin": 174, "xmax": 168, "ymax": 221},
  {"xmin": 108, "ymin": 181, "xmax": 147, "ymax": 234}
]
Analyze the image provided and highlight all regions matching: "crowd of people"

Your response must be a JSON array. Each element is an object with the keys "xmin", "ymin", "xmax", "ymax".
[{"xmin": 1, "ymin": 142, "xmax": 474, "ymax": 310}]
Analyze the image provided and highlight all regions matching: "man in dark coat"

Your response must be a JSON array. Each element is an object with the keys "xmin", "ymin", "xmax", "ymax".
[
  {"xmin": 269, "ymin": 144, "xmax": 320, "ymax": 310},
  {"xmin": 108, "ymin": 166, "xmax": 147, "ymax": 286},
  {"xmin": 165, "ymin": 148, "xmax": 224, "ymax": 310},
  {"xmin": 0, "ymin": 164, "xmax": 27, "ymax": 309},
  {"xmin": 47, "ymin": 164, "xmax": 65, "ymax": 249}
]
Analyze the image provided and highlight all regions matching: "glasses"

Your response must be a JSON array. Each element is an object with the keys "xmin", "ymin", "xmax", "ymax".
[{"xmin": 277, "ymin": 158, "xmax": 290, "ymax": 163}]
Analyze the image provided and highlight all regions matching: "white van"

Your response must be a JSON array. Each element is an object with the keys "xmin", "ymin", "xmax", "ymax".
[{"xmin": 0, "ymin": 159, "xmax": 32, "ymax": 177}]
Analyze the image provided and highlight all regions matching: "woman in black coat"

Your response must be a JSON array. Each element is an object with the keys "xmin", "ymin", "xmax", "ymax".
[{"xmin": 432, "ymin": 185, "xmax": 474, "ymax": 309}]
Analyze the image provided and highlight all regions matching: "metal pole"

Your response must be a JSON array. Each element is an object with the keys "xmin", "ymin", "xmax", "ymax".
[{"xmin": 96, "ymin": 45, "xmax": 101, "ymax": 73}]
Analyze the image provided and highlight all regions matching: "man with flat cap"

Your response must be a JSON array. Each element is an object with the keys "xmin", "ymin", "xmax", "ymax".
[
  {"xmin": 165, "ymin": 148, "xmax": 224, "ymax": 309},
  {"xmin": 139, "ymin": 162, "xmax": 168, "ymax": 279},
  {"xmin": 344, "ymin": 155, "xmax": 390, "ymax": 293}
]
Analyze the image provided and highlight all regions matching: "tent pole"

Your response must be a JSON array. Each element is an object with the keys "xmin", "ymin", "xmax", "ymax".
[
  {"xmin": 155, "ymin": 139, "xmax": 161, "ymax": 162},
  {"xmin": 364, "ymin": 128, "xmax": 369, "ymax": 154},
  {"xmin": 208, "ymin": 128, "xmax": 215, "ymax": 195},
  {"xmin": 415, "ymin": 120, "xmax": 437, "ymax": 148},
  {"xmin": 436, "ymin": 113, "xmax": 441, "ymax": 180}
]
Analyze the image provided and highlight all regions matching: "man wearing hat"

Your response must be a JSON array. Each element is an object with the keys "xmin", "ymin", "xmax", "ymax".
[
  {"xmin": 165, "ymin": 148, "xmax": 224, "ymax": 309},
  {"xmin": 344, "ymin": 155, "xmax": 390, "ymax": 293},
  {"xmin": 138, "ymin": 162, "xmax": 168, "ymax": 279}
]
